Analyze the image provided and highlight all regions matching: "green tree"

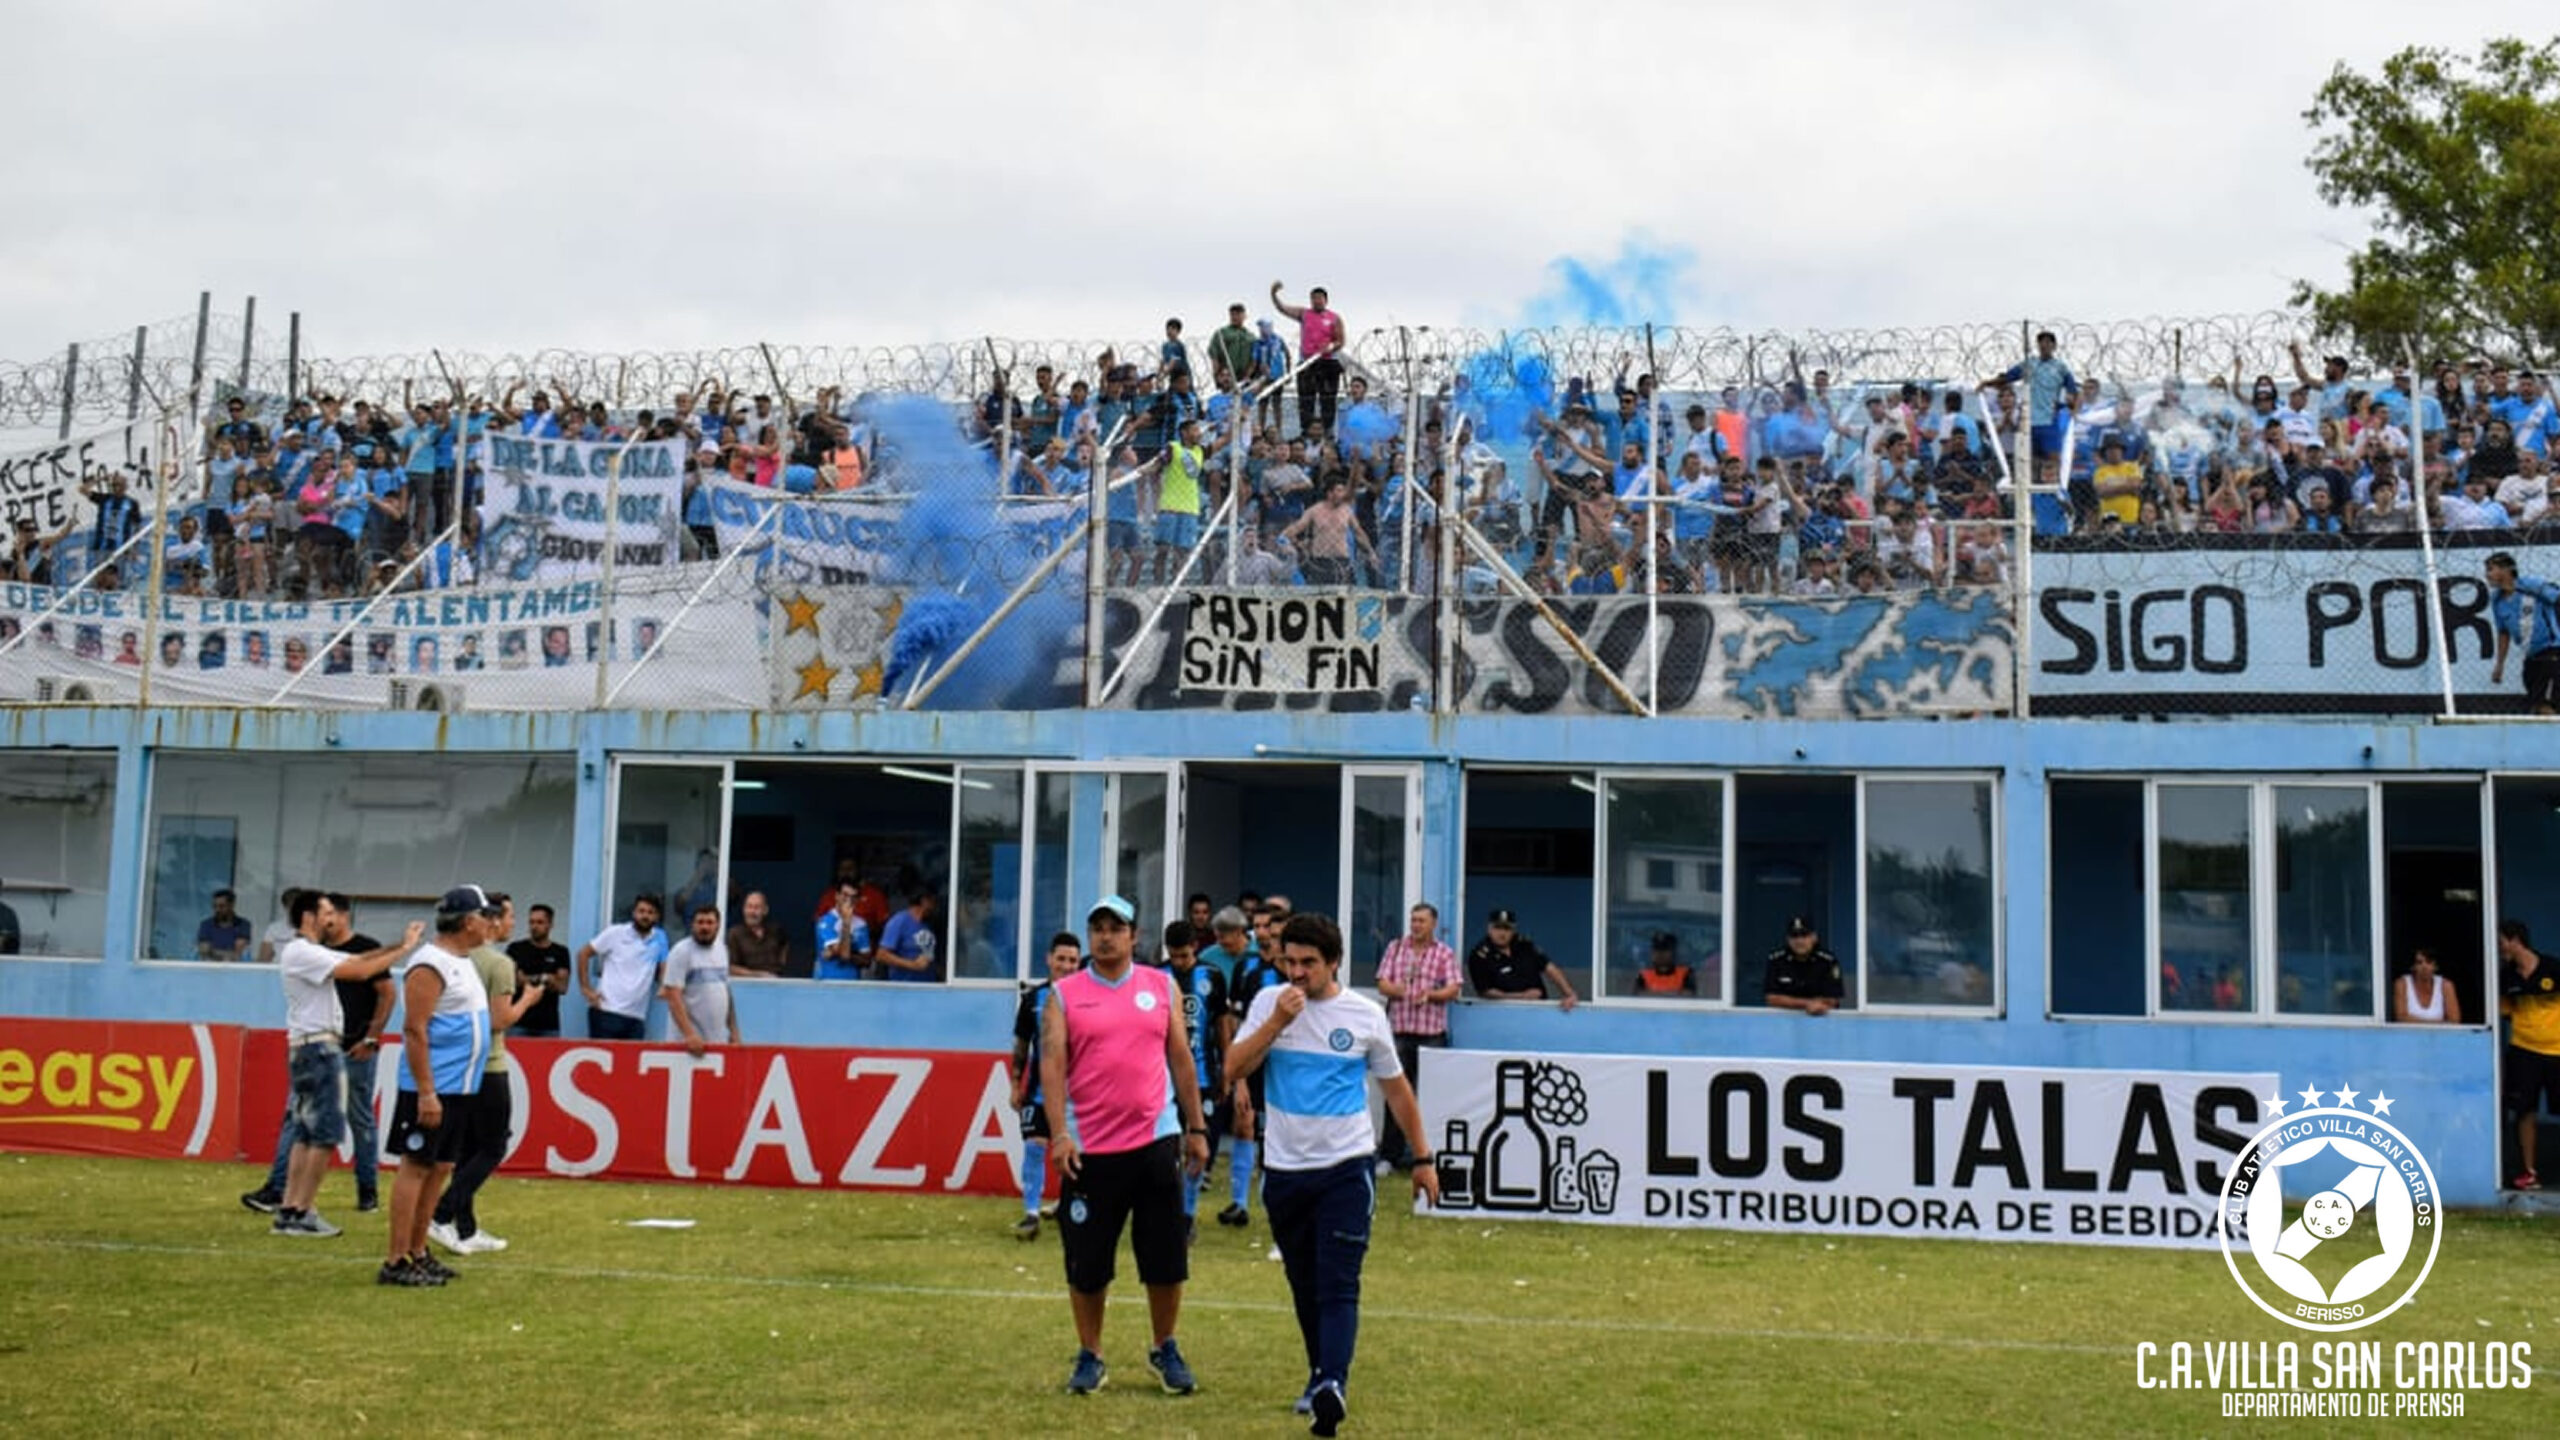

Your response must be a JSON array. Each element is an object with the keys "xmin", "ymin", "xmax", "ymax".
[{"xmin": 2293, "ymin": 38, "xmax": 2560, "ymax": 366}]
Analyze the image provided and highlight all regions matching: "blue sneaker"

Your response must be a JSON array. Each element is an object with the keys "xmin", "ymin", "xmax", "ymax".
[
  {"xmin": 1308, "ymin": 1378, "xmax": 1346, "ymax": 1436},
  {"xmin": 1065, "ymin": 1349, "xmax": 1107, "ymax": 1395},
  {"xmin": 1146, "ymin": 1338, "xmax": 1197, "ymax": 1395}
]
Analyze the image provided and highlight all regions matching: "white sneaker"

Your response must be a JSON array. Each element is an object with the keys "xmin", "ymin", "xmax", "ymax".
[
  {"xmin": 461, "ymin": 1230, "xmax": 508, "ymax": 1254},
  {"xmin": 426, "ymin": 1220, "xmax": 468, "ymax": 1255},
  {"xmin": 1267, "ymin": 1244, "xmax": 1283, "ymax": 1262}
]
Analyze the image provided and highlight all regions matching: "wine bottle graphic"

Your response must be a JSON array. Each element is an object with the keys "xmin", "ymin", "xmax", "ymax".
[{"xmin": 1478, "ymin": 1059, "xmax": 1550, "ymax": 1211}]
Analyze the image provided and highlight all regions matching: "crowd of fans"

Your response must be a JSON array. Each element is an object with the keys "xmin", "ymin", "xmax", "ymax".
[{"xmin": 9, "ymin": 308, "xmax": 2558, "ymax": 608}]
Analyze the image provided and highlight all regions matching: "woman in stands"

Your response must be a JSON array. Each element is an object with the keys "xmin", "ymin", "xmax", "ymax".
[{"xmin": 2392, "ymin": 948, "xmax": 2462, "ymax": 1024}]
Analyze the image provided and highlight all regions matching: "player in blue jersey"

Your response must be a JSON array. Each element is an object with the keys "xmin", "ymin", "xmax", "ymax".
[
  {"xmin": 1009, "ymin": 932, "xmax": 1084, "ymax": 1240},
  {"xmin": 381, "ymin": 885, "xmax": 499, "ymax": 1288},
  {"xmin": 1228, "ymin": 912, "xmax": 1439, "ymax": 1435},
  {"xmin": 1158, "ymin": 921, "xmax": 1232, "ymax": 1244},
  {"xmin": 2487, "ymin": 552, "xmax": 2560, "ymax": 715}
]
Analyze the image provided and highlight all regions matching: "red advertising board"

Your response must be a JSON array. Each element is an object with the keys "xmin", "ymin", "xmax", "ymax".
[
  {"xmin": 0, "ymin": 1017, "xmax": 242, "ymax": 1161},
  {"xmin": 1, "ymin": 1017, "xmax": 1021, "ymax": 1199}
]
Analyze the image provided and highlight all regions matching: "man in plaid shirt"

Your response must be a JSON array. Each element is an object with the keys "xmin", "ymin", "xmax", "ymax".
[{"xmin": 1372, "ymin": 902, "xmax": 1461, "ymax": 1172}]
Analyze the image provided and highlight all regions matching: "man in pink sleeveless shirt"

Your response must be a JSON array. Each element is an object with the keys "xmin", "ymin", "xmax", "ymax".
[
  {"xmin": 1041, "ymin": 894, "xmax": 1212, "ymax": 1397},
  {"xmin": 1272, "ymin": 280, "xmax": 1347, "ymax": 440}
]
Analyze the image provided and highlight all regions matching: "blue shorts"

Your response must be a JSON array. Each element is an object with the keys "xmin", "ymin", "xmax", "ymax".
[
  {"xmin": 1107, "ymin": 519, "xmax": 1141, "ymax": 553},
  {"xmin": 286, "ymin": 1041, "xmax": 348, "ymax": 1148},
  {"xmin": 1155, "ymin": 511, "xmax": 1202, "ymax": 550}
]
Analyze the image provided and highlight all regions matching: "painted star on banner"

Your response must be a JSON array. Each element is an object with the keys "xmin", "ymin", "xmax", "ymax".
[
  {"xmin": 2367, "ymin": 1091, "xmax": 2394, "ymax": 1117},
  {"xmin": 2332, "ymin": 1084, "xmax": 2360, "ymax": 1110},
  {"xmin": 2298, "ymin": 1085, "xmax": 2328, "ymax": 1110},
  {"xmin": 2263, "ymin": 1090, "xmax": 2290, "ymax": 1117},
  {"xmin": 793, "ymin": 655, "xmax": 839, "ymax": 702},
  {"xmin": 780, "ymin": 592, "xmax": 824, "ymax": 636}
]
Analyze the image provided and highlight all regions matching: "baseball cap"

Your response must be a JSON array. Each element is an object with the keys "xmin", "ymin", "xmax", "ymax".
[
  {"xmin": 1650, "ymin": 931, "xmax": 1678, "ymax": 949},
  {"xmin": 439, "ymin": 884, "xmax": 503, "ymax": 917},
  {"xmin": 1087, "ymin": 894, "xmax": 1135, "ymax": 924},
  {"xmin": 1786, "ymin": 916, "xmax": 1817, "ymax": 937},
  {"xmin": 1487, "ymin": 907, "xmax": 1517, "ymax": 927},
  {"xmin": 697, "ymin": 442, "xmax": 720, "ymax": 457}
]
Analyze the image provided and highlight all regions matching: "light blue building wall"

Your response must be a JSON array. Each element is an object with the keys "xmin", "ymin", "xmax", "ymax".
[{"xmin": 0, "ymin": 704, "xmax": 2540, "ymax": 1205}]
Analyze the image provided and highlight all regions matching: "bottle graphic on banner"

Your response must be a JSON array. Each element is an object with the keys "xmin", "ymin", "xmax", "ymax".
[
  {"xmin": 1549, "ymin": 1136, "xmax": 1586, "ymax": 1215},
  {"xmin": 1437, "ymin": 1119, "xmax": 1479, "ymax": 1210},
  {"xmin": 1479, "ymin": 1059, "xmax": 1550, "ymax": 1211}
]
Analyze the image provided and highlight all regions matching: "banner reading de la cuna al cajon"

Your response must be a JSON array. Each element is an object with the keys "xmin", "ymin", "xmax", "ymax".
[{"xmin": 1419, "ymin": 1050, "xmax": 2276, "ymax": 1249}]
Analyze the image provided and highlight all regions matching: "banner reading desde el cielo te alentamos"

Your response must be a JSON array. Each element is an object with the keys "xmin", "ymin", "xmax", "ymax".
[{"xmin": 1419, "ymin": 1051, "xmax": 2275, "ymax": 1250}]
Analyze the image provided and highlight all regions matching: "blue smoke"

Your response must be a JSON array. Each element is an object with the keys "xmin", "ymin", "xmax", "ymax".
[
  {"xmin": 1338, "ymin": 402, "xmax": 1400, "ymax": 449},
  {"xmin": 1516, "ymin": 233, "xmax": 1698, "ymax": 329},
  {"xmin": 869, "ymin": 396, "xmax": 1080, "ymax": 709}
]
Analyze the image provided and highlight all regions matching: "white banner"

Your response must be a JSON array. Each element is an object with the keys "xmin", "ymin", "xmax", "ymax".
[
  {"xmin": 1421, "ymin": 1050, "xmax": 2274, "ymax": 1249},
  {"xmin": 2030, "ymin": 537, "xmax": 2545, "ymax": 711},
  {"xmin": 1175, "ymin": 591, "xmax": 1391, "ymax": 692},
  {"xmin": 475, "ymin": 434, "xmax": 684, "ymax": 584},
  {"xmin": 0, "ymin": 420, "xmax": 162, "ymax": 534},
  {"xmin": 0, "ymin": 564, "xmax": 763, "ymax": 711},
  {"xmin": 702, "ymin": 473, "xmax": 1082, "ymax": 585}
]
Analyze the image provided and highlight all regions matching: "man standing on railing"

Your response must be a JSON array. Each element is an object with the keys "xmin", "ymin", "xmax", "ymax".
[
  {"xmin": 1271, "ymin": 282, "xmax": 1345, "ymax": 439},
  {"xmin": 1981, "ymin": 330, "xmax": 2077, "ymax": 465},
  {"xmin": 2487, "ymin": 552, "xmax": 2560, "ymax": 716}
]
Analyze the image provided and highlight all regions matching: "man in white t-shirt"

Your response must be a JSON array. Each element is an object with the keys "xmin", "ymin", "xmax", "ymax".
[
  {"xmin": 1225, "ymin": 912, "xmax": 1439, "ymax": 1434},
  {"xmin": 256, "ymin": 886, "xmax": 304, "ymax": 966},
  {"xmin": 273, "ymin": 893, "xmax": 420, "ymax": 1238},
  {"xmin": 660, "ymin": 904, "xmax": 739, "ymax": 1056},
  {"xmin": 577, "ymin": 893, "xmax": 669, "ymax": 1040}
]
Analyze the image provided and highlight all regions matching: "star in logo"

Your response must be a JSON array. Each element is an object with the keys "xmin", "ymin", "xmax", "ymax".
[
  {"xmin": 780, "ymin": 591, "xmax": 824, "ymax": 636},
  {"xmin": 792, "ymin": 655, "xmax": 839, "ymax": 702},
  {"xmin": 2298, "ymin": 1085, "xmax": 2328, "ymax": 1111},
  {"xmin": 2263, "ymin": 1089, "xmax": 2290, "ymax": 1117},
  {"xmin": 2332, "ymin": 1084, "xmax": 2360, "ymax": 1110},
  {"xmin": 2367, "ymin": 1091, "xmax": 2394, "ymax": 1117}
]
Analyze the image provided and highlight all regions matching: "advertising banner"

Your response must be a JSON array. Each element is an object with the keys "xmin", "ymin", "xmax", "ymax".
[
  {"xmin": 0, "ymin": 1018, "xmax": 241, "ymax": 1162},
  {"xmin": 1421, "ymin": 1050, "xmax": 2275, "ymax": 1249}
]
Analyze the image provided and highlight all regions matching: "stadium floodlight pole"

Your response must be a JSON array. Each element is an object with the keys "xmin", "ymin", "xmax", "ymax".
[
  {"xmin": 1094, "ymin": 481, "xmax": 1242, "ymax": 705},
  {"xmin": 599, "ymin": 500, "xmax": 783, "ymax": 708},
  {"xmin": 2012, "ymin": 320, "xmax": 2035, "ymax": 721},
  {"xmin": 903, "ymin": 515, "xmax": 1098, "ymax": 711},
  {"xmin": 1453, "ymin": 512, "xmax": 1648, "ymax": 716},
  {"xmin": 264, "ymin": 516, "xmax": 462, "ymax": 707},
  {"xmin": 2404, "ymin": 338, "xmax": 2457, "ymax": 720}
]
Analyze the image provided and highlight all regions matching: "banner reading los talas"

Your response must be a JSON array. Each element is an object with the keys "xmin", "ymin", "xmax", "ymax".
[
  {"xmin": 475, "ymin": 434, "xmax": 684, "ymax": 583},
  {"xmin": 1421, "ymin": 1051, "xmax": 2274, "ymax": 1250}
]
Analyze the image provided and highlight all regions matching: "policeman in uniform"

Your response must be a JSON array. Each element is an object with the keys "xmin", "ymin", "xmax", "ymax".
[{"xmin": 1763, "ymin": 915, "xmax": 1843, "ymax": 1015}]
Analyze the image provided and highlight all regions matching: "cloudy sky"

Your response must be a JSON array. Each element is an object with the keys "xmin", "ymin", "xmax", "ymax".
[{"xmin": 5, "ymin": 1, "xmax": 2550, "ymax": 362}]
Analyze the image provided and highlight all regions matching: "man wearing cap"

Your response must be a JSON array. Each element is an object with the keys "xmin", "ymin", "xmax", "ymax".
[
  {"xmin": 1764, "ymin": 916, "xmax": 1845, "ymax": 1015},
  {"xmin": 1634, "ymin": 932, "xmax": 1697, "ymax": 996},
  {"xmin": 429, "ymin": 893, "xmax": 545, "ymax": 1258},
  {"xmin": 1041, "ymin": 895, "xmax": 1211, "ymax": 1397},
  {"xmin": 1467, "ymin": 909, "xmax": 1578, "ymax": 1010},
  {"xmin": 382, "ymin": 885, "xmax": 498, "ymax": 1287}
]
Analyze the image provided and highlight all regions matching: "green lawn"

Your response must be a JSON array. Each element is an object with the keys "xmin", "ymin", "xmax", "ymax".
[{"xmin": 0, "ymin": 1153, "xmax": 2547, "ymax": 1436}]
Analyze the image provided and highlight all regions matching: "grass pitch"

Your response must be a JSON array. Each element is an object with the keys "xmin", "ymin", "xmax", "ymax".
[{"xmin": 0, "ymin": 1153, "xmax": 2548, "ymax": 1436}]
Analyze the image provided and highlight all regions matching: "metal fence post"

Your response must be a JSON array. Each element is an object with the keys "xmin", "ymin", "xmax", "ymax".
[
  {"xmin": 287, "ymin": 311, "xmax": 301, "ymax": 402},
  {"xmin": 2011, "ymin": 320, "xmax": 2035, "ymax": 721},
  {"xmin": 127, "ymin": 326, "xmax": 147, "ymax": 421},
  {"xmin": 58, "ymin": 342, "xmax": 78, "ymax": 439},
  {"xmin": 238, "ymin": 297, "xmax": 255, "ymax": 388}
]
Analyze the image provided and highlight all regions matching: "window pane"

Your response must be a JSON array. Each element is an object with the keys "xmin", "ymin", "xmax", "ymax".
[
  {"xmin": 148, "ymin": 752, "xmax": 576, "ymax": 962},
  {"xmin": 1029, "ymin": 771, "xmax": 1073, "ymax": 956},
  {"xmin": 2158, "ymin": 785, "xmax": 2252, "ymax": 1012},
  {"xmin": 2048, "ymin": 779, "xmax": 2146, "ymax": 1016},
  {"xmin": 2276, "ymin": 786, "xmax": 2373, "ymax": 1017},
  {"xmin": 950, "ymin": 767, "xmax": 1024, "ymax": 982},
  {"xmin": 1604, "ymin": 777, "xmax": 1722, "ymax": 1000},
  {"xmin": 0, "ymin": 752, "xmax": 117, "ymax": 959},
  {"xmin": 1347, "ymin": 773, "xmax": 1409, "ymax": 987},
  {"xmin": 1114, "ymin": 772, "xmax": 1168, "ymax": 953},
  {"xmin": 1863, "ymin": 780, "xmax": 1997, "ymax": 1008},
  {"xmin": 612, "ymin": 765, "xmax": 722, "ymax": 925}
]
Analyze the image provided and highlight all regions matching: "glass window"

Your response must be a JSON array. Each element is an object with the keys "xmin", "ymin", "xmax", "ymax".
[
  {"xmin": 1029, "ymin": 771, "xmax": 1072, "ymax": 954},
  {"xmin": 147, "ymin": 753, "xmax": 576, "ymax": 962},
  {"xmin": 2157, "ymin": 785, "xmax": 2252, "ymax": 1013},
  {"xmin": 1345, "ymin": 771, "xmax": 1413, "ymax": 988},
  {"xmin": 950, "ymin": 767, "xmax": 1024, "ymax": 982},
  {"xmin": 612, "ymin": 763, "xmax": 723, "ymax": 926},
  {"xmin": 1863, "ymin": 779, "xmax": 1997, "ymax": 1009},
  {"xmin": 1602, "ymin": 777, "xmax": 1723, "ymax": 1000},
  {"xmin": 2275, "ymin": 785, "xmax": 2374, "ymax": 1017},
  {"xmin": 2047, "ymin": 779, "xmax": 2147, "ymax": 1016},
  {"xmin": 0, "ymin": 752, "xmax": 117, "ymax": 960},
  {"xmin": 1112, "ymin": 771, "xmax": 1170, "ymax": 944}
]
